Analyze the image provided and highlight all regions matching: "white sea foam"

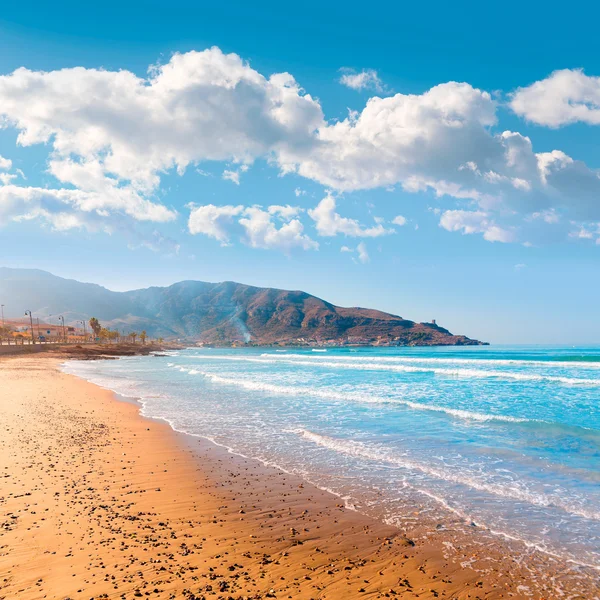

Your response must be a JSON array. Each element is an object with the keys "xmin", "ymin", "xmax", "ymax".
[
  {"xmin": 190, "ymin": 355, "xmax": 600, "ymax": 386},
  {"xmin": 61, "ymin": 355, "xmax": 600, "ymax": 571},
  {"xmin": 294, "ymin": 429, "xmax": 600, "ymax": 522},
  {"xmin": 260, "ymin": 353, "xmax": 600, "ymax": 369},
  {"xmin": 192, "ymin": 370, "xmax": 534, "ymax": 424}
]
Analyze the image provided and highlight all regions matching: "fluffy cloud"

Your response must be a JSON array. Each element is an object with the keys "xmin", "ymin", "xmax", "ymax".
[
  {"xmin": 0, "ymin": 173, "xmax": 16, "ymax": 185},
  {"xmin": 0, "ymin": 184, "xmax": 175, "ymax": 229},
  {"xmin": 439, "ymin": 210, "xmax": 515, "ymax": 243},
  {"xmin": 0, "ymin": 47, "xmax": 322, "ymax": 233},
  {"xmin": 268, "ymin": 204, "xmax": 301, "ymax": 219},
  {"xmin": 278, "ymin": 81, "xmax": 600, "ymax": 243},
  {"xmin": 510, "ymin": 69, "xmax": 600, "ymax": 127},
  {"xmin": 278, "ymin": 82, "xmax": 498, "ymax": 192},
  {"xmin": 187, "ymin": 203, "xmax": 318, "ymax": 252},
  {"xmin": 356, "ymin": 242, "xmax": 370, "ymax": 263},
  {"xmin": 339, "ymin": 242, "xmax": 370, "ymax": 263},
  {"xmin": 0, "ymin": 155, "xmax": 12, "ymax": 170},
  {"xmin": 187, "ymin": 204, "xmax": 244, "ymax": 244},
  {"xmin": 308, "ymin": 194, "xmax": 393, "ymax": 237},
  {"xmin": 0, "ymin": 48, "xmax": 599, "ymax": 247},
  {"xmin": 339, "ymin": 69, "xmax": 384, "ymax": 92},
  {"xmin": 0, "ymin": 49, "xmax": 322, "ymax": 186},
  {"xmin": 569, "ymin": 225, "xmax": 600, "ymax": 244},
  {"xmin": 222, "ymin": 164, "xmax": 249, "ymax": 185},
  {"xmin": 392, "ymin": 215, "xmax": 407, "ymax": 226},
  {"xmin": 239, "ymin": 206, "xmax": 318, "ymax": 251}
]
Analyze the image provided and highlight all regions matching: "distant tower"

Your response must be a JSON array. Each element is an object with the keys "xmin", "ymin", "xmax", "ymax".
[{"xmin": 432, "ymin": 319, "xmax": 436, "ymax": 325}]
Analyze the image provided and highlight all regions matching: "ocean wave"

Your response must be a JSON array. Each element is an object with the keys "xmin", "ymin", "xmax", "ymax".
[
  {"xmin": 294, "ymin": 429, "xmax": 600, "ymax": 522},
  {"xmin": 260, "ymin": 353, "xmax": 600, "ymax": 369},
  {"xmin": 190, "ymin": 355, "xmax": 600, "ymax": 386},
  {"xmin": 187, "ymin": 370, "xmax": 535, "ymax": 424}
]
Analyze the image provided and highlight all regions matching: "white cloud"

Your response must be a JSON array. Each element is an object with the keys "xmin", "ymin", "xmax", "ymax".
[
  {"xmin": 278, "ymin": 81, "xmax": 600, "ymax": 243},
  {"xmin": 239, "ymin": 206, "xmax": 318, "ymax": 252},
  {"xmin": 0, "ymin": 47, "xmax": 322, "ymax": 233},
  {"xmin": 339, "ymin": 69, "xmax": 384, "ymax": 92},
  {"xmin": 569, "ymin": 224, "xmax": 600, "ymax": 244},
  {"xmin": 0, "ymin": 48, "xmax": 598, "ymax": 246},
  {"xmin": 278, "ymin": 82, "xmax": 498, "ymax": 193},
  {"xmin": 268, "ymin": 204, "xmax": 301, "ymax": 219},
  {"xmin": 571, "ymin": 227, "xmax": 594, "ymax": 240},
  {"xmin": 187, "ymin": 204, "xmax": 244, "ymax": 244},
  {"xmin": 294, "ymin": 187, "xmax": 306, "ymax": 197},
  {"xmin": 0, "ymin": 184, "xmax": 175, "ymax": 230},
  {"xmin": 392, "ymin": 215, "xmax": 407, "ymax": 226},
  {"xmin": 439, "ymin": 210, "xmax": 515, "ymax": 243},
  {"xmin": 514, "ymin": 263, "xmax": 527, "ymax": 270},
  {"xmin": 340, "ymin": 242, "xmax": 371, "ymax": 263},
  {"xmin": 308, "ymin": 194, "xmax": 393, "ymax": 237},
  {"xmin": 0, "ymin": 49, "xmax": 322, "ymax": 187},
  {"xmin": 222, "ymin": 164, "xmax": 249, "ymax": 185},
  {"xmin": 0, "ymin": 173, "xmax": 17, "ymax": 185},
  {"xmin": 187, "ymin": 203, "xmax": 317, "ymax": 252},
  {"xmin": 530, "ymin": 209, "xmax": 560, "ymax": 224},
  {"xmin": 510, "ymin": 69, "xmax": 600, "ymax": 127},
  {"xmin": 0, "ymin": 155, "xmax": 12, "ymax": 170},
  {"xmin": 356, "ymin": 242, "xmax": 369, "ymax": 263},
  {"xmin": 222, "ymin": 170, "xmax": 241, "ymax": 185}
]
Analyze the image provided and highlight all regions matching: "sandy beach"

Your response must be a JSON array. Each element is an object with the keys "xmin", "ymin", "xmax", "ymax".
[{"xmin": 1, "ymin": 354, "xmax": 598, "ymax": 600}]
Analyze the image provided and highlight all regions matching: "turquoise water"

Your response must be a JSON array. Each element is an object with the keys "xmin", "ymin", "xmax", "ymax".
[{"xmin": 63, "ymin": 345, "xmax": 600, "ymax": 569}]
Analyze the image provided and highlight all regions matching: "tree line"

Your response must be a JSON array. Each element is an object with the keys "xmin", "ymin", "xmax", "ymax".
[
  {"xmin": 88, "ymin": 317, "xmax": 163, "ymax": 344},
  {"xmin": 0, "ymin": 318, "xmax": 164, "ymax": 345}
]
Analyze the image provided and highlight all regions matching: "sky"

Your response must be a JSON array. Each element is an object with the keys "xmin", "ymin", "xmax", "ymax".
[{"xmin": 0, "ymin": 0, "xmax": 599, "ymax": 344}]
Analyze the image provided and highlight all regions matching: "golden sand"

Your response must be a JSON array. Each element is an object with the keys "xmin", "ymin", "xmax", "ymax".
[{"xmin": 0, "ymin": 355, "xmax": 596, "ymax": 599}]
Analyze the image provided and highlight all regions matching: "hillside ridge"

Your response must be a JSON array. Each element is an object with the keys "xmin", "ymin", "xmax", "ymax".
[{"xmin": 0, "ymin": 267, "xmax": 486, "ymax": 346}]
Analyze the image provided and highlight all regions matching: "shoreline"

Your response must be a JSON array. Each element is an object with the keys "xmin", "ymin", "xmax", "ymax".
[
  {"xmin": 1, "ymin": 354, "xmax": 598, "ymax": 599},
  {"xmin": 66, "ymin": 355, "xmax": 600, "ymax": 577}
]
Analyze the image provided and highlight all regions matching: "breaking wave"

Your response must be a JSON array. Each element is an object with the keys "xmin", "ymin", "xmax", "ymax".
[
  {"xmin": 174, "ymin": 367, "xmax": 538, "ymax": 424},
  {"xmin": 294, "ymin": 429, "xmax": 600, "ymax": 522},
  {"xmin": 189, "ymin": 355, "xmax": 600, "ymax": 386},
  {"xmin": 260, "ymin": 353, "xmax": 600, "ymax": 369}
]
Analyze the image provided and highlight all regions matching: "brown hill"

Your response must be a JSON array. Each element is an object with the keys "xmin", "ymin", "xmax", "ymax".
[{"xmin": 0, "ymin": 269, "xmax": 485, "ymax": 346}]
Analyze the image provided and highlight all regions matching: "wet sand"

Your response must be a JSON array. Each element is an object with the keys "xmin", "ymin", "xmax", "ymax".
[{"xmin": 1, "ymin": 355, "xmax": 597, "ymax": 599}]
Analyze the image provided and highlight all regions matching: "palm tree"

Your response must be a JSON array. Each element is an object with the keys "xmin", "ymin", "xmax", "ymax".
[
  {"xmin": 89, "ymin": 317, "xmax": 101, "ymax": 339},
  {"xmin": 140, "ymin": 330, "xmax": 147, "ymax": 345},
  {"xmin": 129, "ymin": 332, "xmax": 137, "ymax": 344}
]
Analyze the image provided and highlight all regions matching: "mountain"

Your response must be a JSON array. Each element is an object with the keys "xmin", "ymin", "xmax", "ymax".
[{"xmin": 0, "ymin": 267, "xmax": 485, "ymax": 346}]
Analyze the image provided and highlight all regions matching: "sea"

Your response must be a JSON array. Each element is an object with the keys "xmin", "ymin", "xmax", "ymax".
[{"xmin": 62, "ymin": 345, "xmax": 600, "ymax": 572}]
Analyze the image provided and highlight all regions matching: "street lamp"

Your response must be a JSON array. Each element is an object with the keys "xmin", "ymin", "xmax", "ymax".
[
  {"xmin": 24, "ymin": 310, "xmax": 35, "ymax": 345},
  {"xmin": 1, "ymin": 304, "xmax": 4, "ymax": 327},
  {"xmin": 79, "ymin": 320, "xmax": 87, "ymax": 342},
  {"xmin": 58, "ymin": 316, "xmax": 66, "ymax": 343}
]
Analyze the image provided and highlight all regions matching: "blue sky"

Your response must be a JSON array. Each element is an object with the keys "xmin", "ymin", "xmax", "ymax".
[{"xmin": 0, "ymin": 0, "xmax": 599, "ymax": 344}]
